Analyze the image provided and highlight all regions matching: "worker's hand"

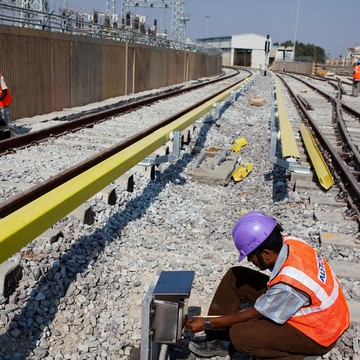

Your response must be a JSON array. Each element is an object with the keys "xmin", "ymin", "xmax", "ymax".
[{"xmin": 185, "ymin": 317, "xmax": 205, "ymax": 333}]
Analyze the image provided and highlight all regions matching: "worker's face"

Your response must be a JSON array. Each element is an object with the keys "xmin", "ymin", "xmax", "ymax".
[
  {"xmin": 247, "ymin": 249, "xmax": 275, "ymax": 271},
  {"xmin": 247, "ymin": 251, "xmax": 262, "ymax": 268}
]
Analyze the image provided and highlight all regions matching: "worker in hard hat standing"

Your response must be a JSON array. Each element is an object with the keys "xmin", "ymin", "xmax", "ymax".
[
  {"xmin": 0, "ymin": 73, "xmax": 20, "ymax": 138},
  {"xmin": 352, "ymin": 60, "xmax": 360, "ymax": 97},
  {"xmin": 186, "ymin": 211, "xmax": 350, "ymax": 359}
]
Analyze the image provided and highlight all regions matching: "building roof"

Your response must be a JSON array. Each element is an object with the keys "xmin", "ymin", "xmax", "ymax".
[{"xmin": 197, "ymin": 33, "xmax": 267, "ymax": 42}]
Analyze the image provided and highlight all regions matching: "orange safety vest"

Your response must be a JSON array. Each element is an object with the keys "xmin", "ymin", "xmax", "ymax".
[
  {"xmin": 268, "ymin": 237, "xmax": 350, "ymax": 347},
  {"xmin": 354, "ymin": 65, "xmax": 360, "ymax": 81},
  {"xmin": 0, "ymin": 73, "xmax": 13, "ymax": 107}
]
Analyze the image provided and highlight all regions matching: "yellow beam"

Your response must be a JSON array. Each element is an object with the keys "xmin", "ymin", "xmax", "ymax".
[
  {"xmin": 275, "ymin": 76, "xmax": 300, "ymax": 159},
  {"xmin": 0, "ymin": 75, "xmax": 255, "ymax": 264},
  {"xmin": 299, "ymin": 124, "xmax": 334, "ymax": 190}
]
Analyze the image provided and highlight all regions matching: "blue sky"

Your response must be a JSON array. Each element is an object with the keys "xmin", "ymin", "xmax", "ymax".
[{"xmin": 50, "ymin": 0, "xmax": 358, "ymax": 58}]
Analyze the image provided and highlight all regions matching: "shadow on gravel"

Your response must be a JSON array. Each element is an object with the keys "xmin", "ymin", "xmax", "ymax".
[
  {"xmin": 0, "ymin": 119, "xmax": 217, "ymax": 359},
  {"xmin": 270, "ymin": 133, "xmax": 290, "ymax": 203}
]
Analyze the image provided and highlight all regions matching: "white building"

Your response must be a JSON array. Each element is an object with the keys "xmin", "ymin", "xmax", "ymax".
[{"xmin": 196, "ymin": 33, "xmax": 272, "ymax": 69}]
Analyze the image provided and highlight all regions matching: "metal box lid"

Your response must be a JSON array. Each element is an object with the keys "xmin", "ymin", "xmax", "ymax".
[{"xmin": 153, "ymin": 270, "xmax": 194, "ymax": 298}]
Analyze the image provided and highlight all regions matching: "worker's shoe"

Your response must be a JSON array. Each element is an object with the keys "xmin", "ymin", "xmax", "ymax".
[
  {"xmin": 8, "ymin": 123, "xmax": 21, "ymax": 136},
  {"xmin": 189, "ymin": 335, "xmax": 207, "ymax": 343},
  {"xmin": 188, "ymin": 339, "xmax": 229, "ymax": 357}
]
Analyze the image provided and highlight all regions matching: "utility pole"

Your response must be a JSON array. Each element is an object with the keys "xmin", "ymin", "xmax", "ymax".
[
  {"xmin": 264, "ymin": 34, "xmax": 270, "ymax": 76},
  {"xmin": 205, "ymin": 15, "xmax": 210, "ymax": 37},
  {"xmin": 293, "ymin": 0, "xmax": 300, "ymax": 61}
]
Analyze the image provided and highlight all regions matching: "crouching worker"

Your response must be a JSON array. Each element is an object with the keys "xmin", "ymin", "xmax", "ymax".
[{"xmin": 186, "ymin": 211, "xmax": 350, "ymax": 359}]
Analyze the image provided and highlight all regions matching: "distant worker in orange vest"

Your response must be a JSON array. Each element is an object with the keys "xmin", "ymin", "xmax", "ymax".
[
  {"xmin": 352, "ymin": 59, "xmax": 360, "ymax": 97},
  {"xmin": 186, "ymin": 211, "xmax": 350, "ymax": 359},
  {"xmin": 0, "ymin": 73, "xmax": 20, "ymax": 139}
]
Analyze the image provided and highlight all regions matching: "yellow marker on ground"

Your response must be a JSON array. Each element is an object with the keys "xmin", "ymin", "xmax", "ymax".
[
  {"xmin": 231, "ymin": 138, "xmax": 247, "ymax": 152},
  {"xmin": 232, "ymin": 162, "xmax": 252, "ymax": 182}
]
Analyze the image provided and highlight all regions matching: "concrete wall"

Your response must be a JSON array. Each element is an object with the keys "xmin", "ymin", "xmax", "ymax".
[
  {"xmin": 251, "ymin": 49, "xmax": 266, "ymax": 69},
  {"xmin": 271, "ymin": 61, "xmax": 314, "ymax": 75},
  {"xmin": 0, "ymin": 25, "xmax": 222, "ymax": 120},
  {"xmin": 222, "ymin": 50, "xmax": 232, "ymax": 66}
]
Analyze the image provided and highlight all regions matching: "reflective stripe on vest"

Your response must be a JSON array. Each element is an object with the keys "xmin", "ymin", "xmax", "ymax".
[
  {"xmin": 276, "ymin": 266, "xmax": 339, "ymax": 315},
  {"xmin": 354, "ymin": 65, "xmax": 360, "ymax": 80},
  {"xmin": 268, "ymin": 237, "xmax": 350, "ymax": 347}
]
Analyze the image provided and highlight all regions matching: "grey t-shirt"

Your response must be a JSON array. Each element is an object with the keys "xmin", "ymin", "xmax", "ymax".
[{"xmin": 254, "ymin": 243, "xmax": 310, "ymax": 324}]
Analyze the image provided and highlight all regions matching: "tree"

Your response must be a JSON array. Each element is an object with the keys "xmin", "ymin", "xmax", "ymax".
[{"xmin": 276, "ymin": 40, "xmax": 326, "ymax": 63}]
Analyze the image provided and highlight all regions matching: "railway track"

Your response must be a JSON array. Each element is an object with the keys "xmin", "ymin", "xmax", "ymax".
[
  {"xmin": 278, "ymin": 73, "xmax": 360, "ymax": 214},
  {"xmin": 271, "ymin": 73, "xmax": 360, "ymax": 359},
  {"xmin": 0, "ymin": 69, "xmax": 250, "ymax": 218},
  {"xmin": 0, "ymin": 70, "xmax": 359, "ymax": 360}
]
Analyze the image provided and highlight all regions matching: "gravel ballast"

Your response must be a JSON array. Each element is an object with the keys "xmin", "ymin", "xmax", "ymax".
[{"xmin": 0, "ymin": 72, "xmax": 359, "ymax": 360}]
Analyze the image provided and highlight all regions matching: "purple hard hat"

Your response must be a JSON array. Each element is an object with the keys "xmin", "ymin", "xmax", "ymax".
[{"xmin": 232, "ymin": 211, "xmax": 277, "ymax": 262}]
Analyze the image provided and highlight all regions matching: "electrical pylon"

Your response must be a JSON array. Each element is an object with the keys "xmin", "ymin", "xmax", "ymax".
[
  {"xmin": 170, "ymin": 0, "xmax": 189, "ymax": 42},
  {"xmin": 20, "ymin": 0, "xmax": 49, "ymax": 25},
  {"xmin": 20, "ymin": 0, "xmax": 49, "ymax": 13},
  {"xmin": 106, "ymin": 0, "xmax": 117, "ymax": 26},
  {"xmin": 121, "ymin": 0, "xmax": 189, "ymax": 42}
]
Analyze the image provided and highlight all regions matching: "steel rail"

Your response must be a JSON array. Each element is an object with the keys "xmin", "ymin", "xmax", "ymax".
[
  {"xmin": 333, "ymin": 101, "xmax": 360, "ymax": 172},
  {"xmin": 0, "ymin": 69, "xmax": 246, "ymax": 154},
  {"xmin": 278, "ymin": 74, "xmax": 360, "ymax": 211},
  {"xmin": 285, "ymin": 74, "xmax": 360, "ymax": 173},
  {"xmin": 0, "ymin": 75, "xmax": 255, "ymax": 263},
  {"xmin": 0, "ymin": 73, "xmax": 252, "ymax": 218}
]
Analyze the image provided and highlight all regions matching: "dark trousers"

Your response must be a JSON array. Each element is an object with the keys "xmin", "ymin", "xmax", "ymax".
[
  {"xmin": 206, "ymin": 266, "xmax": 336, "ymax": 359},
  {"xmin": 0, "ymin": 106, "xmax": 19, "ymax": 136},
  {"xmin": 352, "ymin": 80, "xmax": 360, "ymax": 97}
]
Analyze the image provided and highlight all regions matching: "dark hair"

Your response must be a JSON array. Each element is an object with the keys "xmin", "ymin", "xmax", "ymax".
[{"xmin": 256, "ymin": 223, "xmax": 284, "ymax": 254}]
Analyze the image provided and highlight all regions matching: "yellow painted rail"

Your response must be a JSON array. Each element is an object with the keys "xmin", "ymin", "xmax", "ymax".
[
  {"xmin": 275, "ymin": 76, "xmax": 300, "ymax": 159},
  {"xmin": 0, "ymin": 75, "xmax": 256, "ymax": 264},
  {"xmin": 299, "ymin": 124, "xmax": 334, "ymax": 190}
]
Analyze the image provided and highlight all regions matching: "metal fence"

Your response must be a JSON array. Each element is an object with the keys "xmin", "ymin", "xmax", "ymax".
[{"xmin": 0, "ymin": 2, "xmax": 221, "ymax": 56}]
